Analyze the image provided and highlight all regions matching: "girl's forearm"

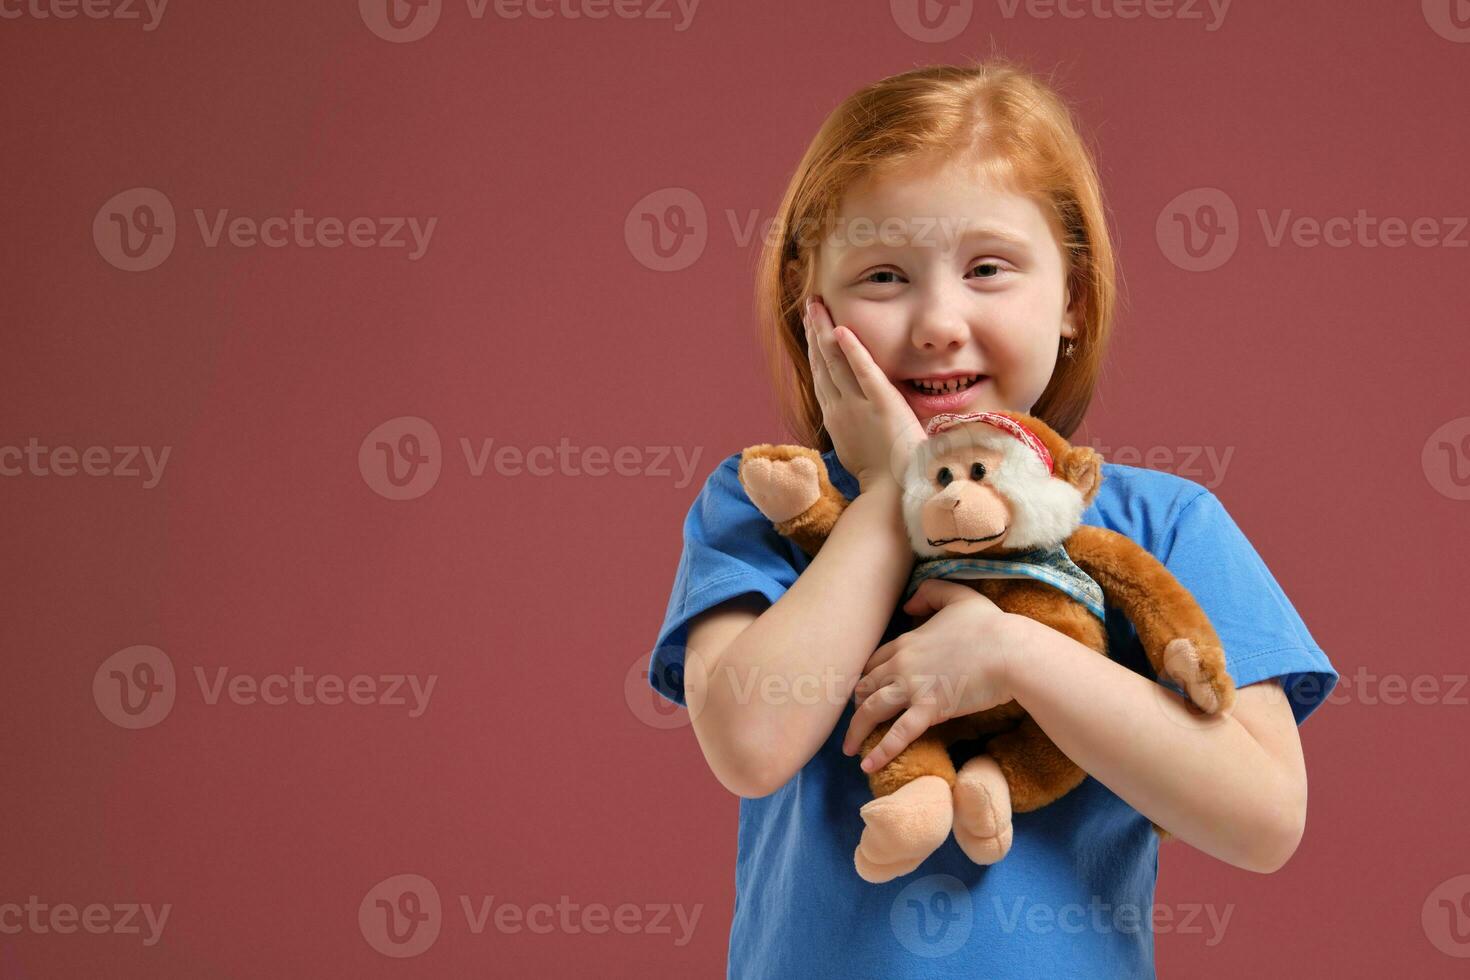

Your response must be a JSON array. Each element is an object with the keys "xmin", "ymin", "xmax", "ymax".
[
  {"xmin": 1005, "ymin": 619, "xmax": 1304, "ymax": 873},
  {"xmin": 703, "ymin": 481, "xmax": 911, "ymax": 791}
]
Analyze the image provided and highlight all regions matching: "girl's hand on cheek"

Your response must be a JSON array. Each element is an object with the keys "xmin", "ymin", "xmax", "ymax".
[
  {"xmin": 841, "ymin": 578, "xmax": 1021, "ymax": 772},
  {"xmin": 803, "ymin": 297, "xmax": 924, "ymax": 494}
]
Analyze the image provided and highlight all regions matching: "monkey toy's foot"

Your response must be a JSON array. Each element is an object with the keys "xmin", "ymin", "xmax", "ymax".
[
  {"xmin": 1160, "ymin": 638, "xmax": 1236, "ymax": 716},
  {"xmin": 854, "ymin": 775, "xmax": 953, "ymax": 884},
  {"xmin": 952, "ymin": 755, "xmax": 1014, "ymax": 866},
  {"xmin": 737, "ymin": 445, "xmax": 825, "ymax": 524}
]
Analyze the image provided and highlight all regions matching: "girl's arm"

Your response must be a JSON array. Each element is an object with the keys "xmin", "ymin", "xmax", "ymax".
[
  {"xmin": 1007, "ymin": 620, "xmax": 1309, "ymax": 873},
  {"xmin": 684, "ymin": 478, "xmax": 911, "ymax": 798}
]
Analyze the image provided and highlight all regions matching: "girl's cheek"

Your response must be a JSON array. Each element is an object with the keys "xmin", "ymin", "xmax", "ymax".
[{"xmin": 850, "ymin": 327, "xmax": 906, "ymax": 379}]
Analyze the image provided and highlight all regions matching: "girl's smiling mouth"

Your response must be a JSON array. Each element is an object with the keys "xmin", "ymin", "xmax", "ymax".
[{"xmin": 899, "ymin": 371, "xmax": 989, "ymax": 414}]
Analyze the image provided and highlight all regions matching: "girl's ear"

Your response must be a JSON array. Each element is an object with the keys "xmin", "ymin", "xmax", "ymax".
[{"xmin": 1061, "ymin": 286, "xmax": 1079, "ymax": 338}]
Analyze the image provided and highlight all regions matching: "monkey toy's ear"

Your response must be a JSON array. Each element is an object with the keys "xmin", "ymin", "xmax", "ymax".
[{"xmin": 1056, "ymin": 446, "xmax": 1104, "ymax": 507}]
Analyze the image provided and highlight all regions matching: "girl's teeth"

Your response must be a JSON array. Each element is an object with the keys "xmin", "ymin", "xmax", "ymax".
[{"xmin": 910, "ymin": 375, "xmax": 978, "ymax": 394}]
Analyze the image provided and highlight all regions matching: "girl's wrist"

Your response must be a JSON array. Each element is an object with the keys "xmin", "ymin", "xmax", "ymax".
[
  {"xmin": 838, "ymin": 478, "xmax": 911, "ymax": 562},
  {"xmin": 1002, "ymin": 614, "xmax": 1069, "ymax": 710},
  {"xmin": 855, "ymin": 469, "xmax": 903, "ymax": 498}
]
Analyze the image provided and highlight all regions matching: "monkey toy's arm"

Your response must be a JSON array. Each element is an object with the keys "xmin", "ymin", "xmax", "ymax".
[
  {"xmin": 736, "ymin": 444, "xmax": 851, "ymax": 558},
  {"xmin": 1064, "ymin": 525, "xmax": 1237, "ymax": 717}
]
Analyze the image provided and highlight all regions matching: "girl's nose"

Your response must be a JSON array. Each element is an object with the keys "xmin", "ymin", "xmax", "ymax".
[{"xmin": 909, "ymin": 302, "xmax": 968, "ymax": 352}]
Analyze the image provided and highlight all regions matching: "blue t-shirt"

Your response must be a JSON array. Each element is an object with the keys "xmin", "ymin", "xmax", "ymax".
[{"xmin": 647, "ymin": 449, "xmax": 1338, "ymax": 979}]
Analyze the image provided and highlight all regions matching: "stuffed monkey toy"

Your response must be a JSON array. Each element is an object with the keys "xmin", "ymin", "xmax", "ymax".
[{"xmin": 737, "ymin": 410, "xmax": 1236, "ymax": 883}]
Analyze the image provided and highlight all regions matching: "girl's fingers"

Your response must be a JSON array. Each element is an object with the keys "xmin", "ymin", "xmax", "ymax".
[
  {"xmin": 808, "ymin": 298, "xmax": 861, "ymax": 398},
  {"xmin": 857, "ymin": 644, "xmax": 898, "ymax": 686},
  {"xmin": 901, "ymin": 578, "xmax": 976, "ymax": 618},
  {"xmin": 842, "ymin": 678, "xmax": 904, "ymax": 755},
  {"xmin": 831, "ymin": 325, "xmax": 895, "ymax": 406},
  {"xmin": 804, "ymin": 313, "xmax": 839, "ymax": 408},
  {"xmin": 858, "ymin": 706, "xmax": 930, "ymax": 772}
]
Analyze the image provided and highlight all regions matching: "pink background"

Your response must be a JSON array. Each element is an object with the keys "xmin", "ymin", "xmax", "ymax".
[{"xmin": 3, "ymin": 0, "xmax": 1469, "ymax": 975}]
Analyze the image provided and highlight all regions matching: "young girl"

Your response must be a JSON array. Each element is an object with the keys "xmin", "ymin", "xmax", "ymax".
[{"xmin": 647, "ymin": 61, "xmax": 1337, "ymax": 977}]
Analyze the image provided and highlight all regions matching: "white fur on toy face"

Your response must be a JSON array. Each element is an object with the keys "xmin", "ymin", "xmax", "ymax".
[{"xmin": 901, "ymin": 422, "xmax": 1086, "ymax": 558}]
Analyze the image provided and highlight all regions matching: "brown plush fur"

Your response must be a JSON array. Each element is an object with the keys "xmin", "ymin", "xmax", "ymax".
[{"xmin": 738, "ymin": 411, "xmax": 1237, "ymax": 849}]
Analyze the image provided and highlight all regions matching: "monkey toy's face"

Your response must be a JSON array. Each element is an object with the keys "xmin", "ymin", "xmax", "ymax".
[{"xmin": 918, "ymin": 443, "xmax": 1012, "ymax": 555}]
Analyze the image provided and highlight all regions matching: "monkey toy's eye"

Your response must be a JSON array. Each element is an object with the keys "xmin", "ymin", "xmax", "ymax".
[
  {"xmin": 935, "ymin": 467, "xmax": 953, "ymax": 487},
  {"xmin": 970, "ymin": 462, "xmax": 986, "ymax": 481}
]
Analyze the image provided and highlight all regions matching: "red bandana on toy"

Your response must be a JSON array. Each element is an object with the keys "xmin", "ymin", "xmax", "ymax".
[{"xmin": 924, "ymin": 412, "xmax": 1054, "ymax": 475}]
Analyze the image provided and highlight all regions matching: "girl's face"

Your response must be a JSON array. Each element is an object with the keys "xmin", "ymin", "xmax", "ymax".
[{"xmin": 812, "ymin": 156, "xmax": 1078, "ymax": 424}]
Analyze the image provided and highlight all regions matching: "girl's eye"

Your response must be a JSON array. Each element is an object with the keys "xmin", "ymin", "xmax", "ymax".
[
  {"xmin": 860, "ymin": 261, "xmax": 1006, "ymax": 285},
  {"xmin": 935, "ymin": 467, "xmax": 953, "ymax": 487},
  {"xmin": 970, "ymin": 461, "xmax": 986, "ymax": 480}
]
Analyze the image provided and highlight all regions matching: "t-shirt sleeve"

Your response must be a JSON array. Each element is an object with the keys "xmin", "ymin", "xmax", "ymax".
[
  {"xmin": 647, "ymin": 453, "xmax": 806, "ymax": 707},
  {"xmin": 1156, "ymin": 489, "xmax": 1339, "ymax": 725}
]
